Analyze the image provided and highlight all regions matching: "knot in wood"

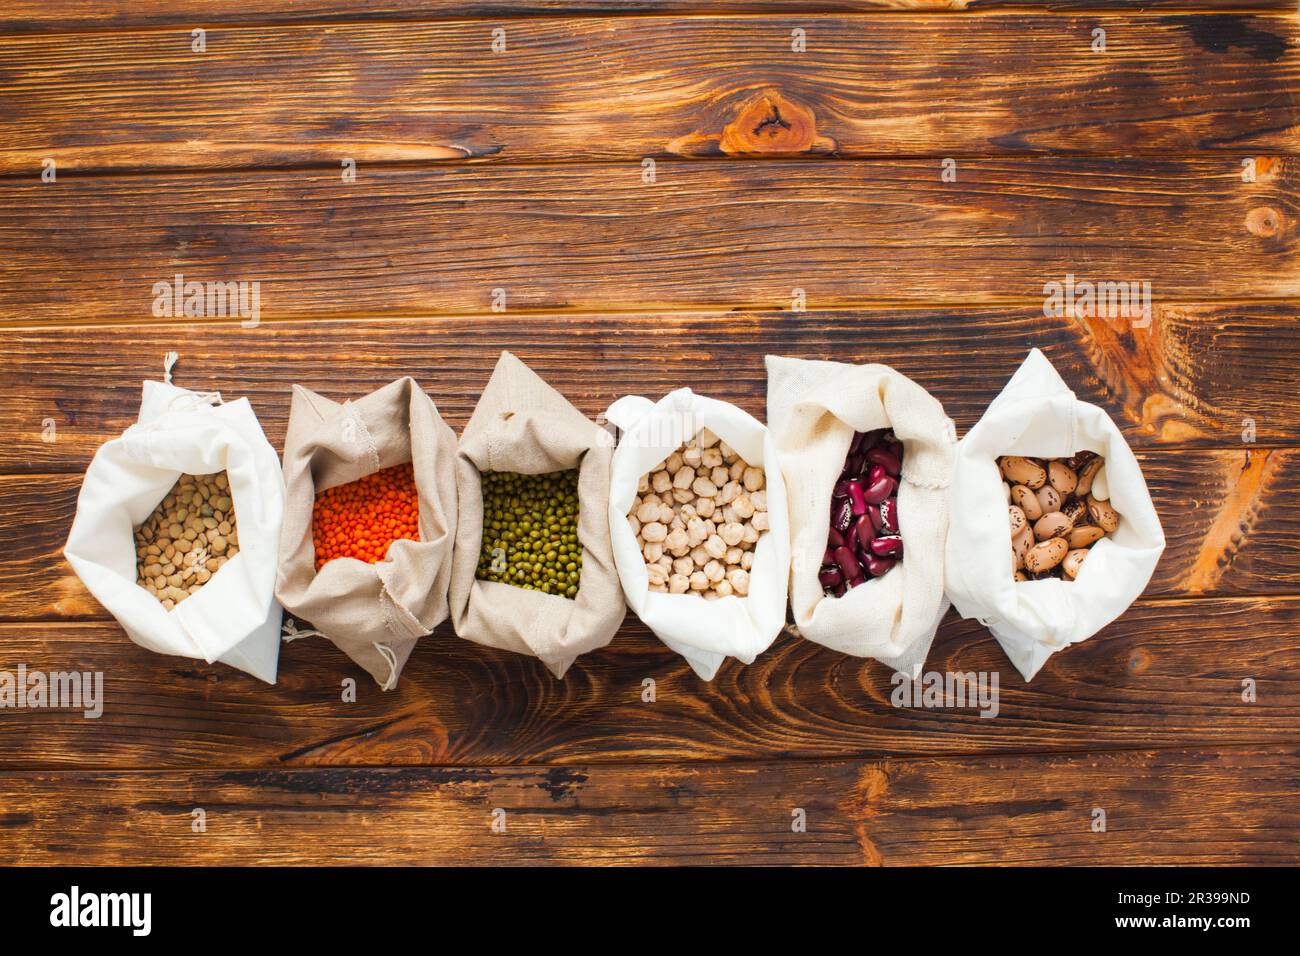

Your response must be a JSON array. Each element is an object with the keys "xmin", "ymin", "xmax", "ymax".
[
  {"xmin": 718, "ymin": 92, "xmax": 835, "ymax": 156},
  {"xmin": 1245, "ymin": 206, "xmax": 1283, "ymax": 238}
]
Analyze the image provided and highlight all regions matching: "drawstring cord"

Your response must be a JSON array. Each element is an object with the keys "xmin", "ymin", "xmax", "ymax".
[
  {"xmin": 282, "ymin": 622, "xmax": 400, "ymax": 692},
  {"xmin": 373, "ymin": 643, "xmax": 399, "ymax": 691},
  {"xmin": 168, "ymin": 390, "xmax": 223, "ymax": 412},
  {"xmin": 281, "ymin": 618, "xmax": 326, "ymax": 643},
  {"xmin": 162, "ymin": 352, "xmax": 223, "ymax": 410}
]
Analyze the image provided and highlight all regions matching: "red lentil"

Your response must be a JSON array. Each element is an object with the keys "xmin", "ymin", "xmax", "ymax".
[{"xmin": 312, "ymin": 462, "xmax": 420, "ymax": 571}]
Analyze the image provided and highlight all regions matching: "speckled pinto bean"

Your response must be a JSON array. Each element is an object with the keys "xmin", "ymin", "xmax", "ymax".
[
  {"xmin": 1061, "ymin": 548, "xmax": 1089, "ymax": 580},
  {"xmin": 999, "ymin": 456, "xmax": 1046, "ymax": 489},
  {"xmin": 1000, "ymin": 451, "xmax": 1121, "ymax": 582},
  {"xmin": 820, "ymin": 429, "xmax": 905, "ymax": 597},
  {"xmin": 1025, "ymin": 537, "xmax": 1068, "ymax": 574},
  {"xmin": 1011, "ymin": 484, "xmax": 1042, "ymax": 521}
]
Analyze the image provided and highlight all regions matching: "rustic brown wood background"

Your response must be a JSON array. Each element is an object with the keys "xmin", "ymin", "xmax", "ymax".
[{"xmin": 1, "ymin": 0, "xmax": 1297, "ymax": 866}]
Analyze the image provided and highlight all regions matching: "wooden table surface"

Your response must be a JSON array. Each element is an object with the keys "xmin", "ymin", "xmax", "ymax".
[{"xmin": 1, "ymin": 0, "xmax": 1298, "ymax": 866}]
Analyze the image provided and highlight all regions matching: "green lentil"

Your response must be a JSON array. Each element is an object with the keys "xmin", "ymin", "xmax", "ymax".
[{"xmin": 476, "ymin": 469, "xmax": 582, "ymax": 599}]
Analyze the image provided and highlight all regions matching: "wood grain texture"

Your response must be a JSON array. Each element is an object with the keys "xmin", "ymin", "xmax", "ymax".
[
  {"xmin": 2, "ymin": 14, "xmax": 1296, "ymax": 172},
  {"xmin": 1, "ymin": 160, "xmax": 1296, "ymax": 325},
  {"xmin": 5, "ymin": 4, "xmax": 1296, "ymax": 36},
  {"xmin": 1, "ymin": 747, "xmax": 1294, "ymax": 864},
  {"xmin": 1, "ymin": 306, "xmax": 1296, "ymax": 476},
  {"xmin": 4, "ymin": 447, "xmax": 1295, "ymax": 625},
  {"xmin": 855, "ymin": 746, "xmax": 1300, "ymax": 865},
  {"xmin": 5, "ymin": 4, "xmax": 1294, "ymax": 37},
  {"xmin": 2, "ymin": 597, "xmax": 1296, "ymax": 768}
]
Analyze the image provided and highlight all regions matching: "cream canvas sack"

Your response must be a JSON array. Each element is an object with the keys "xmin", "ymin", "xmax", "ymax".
[
  {"xmin": 449, "ymin": 351, "xmax": 624, "ymax": 677},
  {"xmin": 65, "ymin": 369, "xmax": 284, "ymax": 683},
  {"xmin": 606, "ymin": 388, "xmax": 790, "ymax": 681},
  {"xmin": 945, "ymin": 349, "xmax": 1166, "ymax": 680},
  {"xmin": 766, "ymin": 356, "xmax": 956, "ymax": 678},
  {"xmin": 277, "ymin": 377, "xmax": 458, "ymax": 690}
]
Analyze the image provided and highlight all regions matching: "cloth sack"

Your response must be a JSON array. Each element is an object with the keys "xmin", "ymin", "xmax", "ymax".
[
  {"xmin": 276, "ymin": 377, "xmax": 458, "ymax": 690},
  {"xmin": 606, "ymin": 388, "xmax": 791, "ymax": 680},
  {"xmin": 766, "ymin": 356, "xmax": 956, "ymax": 678},
  {"xmin": 945, "ymin": 349, "xmax": 1165, "ymax": 680},
  {"xmin": 449, "ymin": 351, "xmax": 624, "ymax": 677},
  {"xmin": 65, "ymin": 376, "xmax": 284, "ymax": 683}
]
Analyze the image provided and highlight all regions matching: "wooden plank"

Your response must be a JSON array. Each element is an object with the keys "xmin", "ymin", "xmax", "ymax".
[
  {"xmin": 3, "ymin": 3, "xmax": 1293, "ymax": 36},
  {"xmin": 5, "ymin": 447, "xmax": 1295, "ymax": 625},
  {"xmin": 1, "ymin": 306, "xmax": 1296, "ymax": 476},
  {"xmin": 1, "ymin": 597, "xmax": 1296, "ymax": 768},
  {"xmin": 1, "ymin": 160, "xmax": 1296, "ymax": 325},
  {"xmin": 2, "ymin": 15, "xmax": 1297, "ymax": 172},
  {"xmin": 863, "ymin": 747, "xmax": 1300, "ymax": 865},
  {"xmin": 0, "ymin": 747, "xmax": 1294, "ymax": 864}
]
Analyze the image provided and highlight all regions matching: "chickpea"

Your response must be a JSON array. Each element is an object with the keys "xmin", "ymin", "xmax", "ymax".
[{"xmin": 627, "ymin": 429, "xmax": 770, "ymax": 601}]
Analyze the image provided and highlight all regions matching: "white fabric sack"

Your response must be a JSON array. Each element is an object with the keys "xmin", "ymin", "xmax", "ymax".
[
  {"xmin": 766, "ymin": 356, "xmax": 956, "ymax": 678},
  {"xmin": 606, "ymin": 388, "xmax": 790, "ymax": 680},
  {"xmin": 65, "ymin": 379, "xmax": 285, "ymax": 683},
  {"xmin": 945, "ymin": 349, "xmax": 1165, "ymax": 680}
]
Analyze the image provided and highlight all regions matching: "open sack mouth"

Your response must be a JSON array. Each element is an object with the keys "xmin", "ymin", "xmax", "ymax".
[
  {"xmin": 310, "ymin": 461, "xmax": 420, "ymax": 572},
  {"xmin": 134, "ymin": 470, "xmax": 238, "ymax": 612},
  {"xmin": 823, "ymin": 428, "xmax": 905, "ymax": 596},
  {"xmin": 475, "ymin": 468, "xmax": 583, "ymax": 600},
  {"xmin": 626, "ymin": 425, "xmax": 767, "ymax": 600},
  {"xmin": 1001, "ymin": 451, "xmax": 1120, "ymax": 583}
]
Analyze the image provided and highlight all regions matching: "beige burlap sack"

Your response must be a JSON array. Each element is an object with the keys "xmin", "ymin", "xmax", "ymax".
[
  {"xmin": 450, "ymin": 351, "xmax": 624, "ymax": 677},
  {"xmin": 276, "ymin": 377, "xmax": 458, "ymax": 689}
]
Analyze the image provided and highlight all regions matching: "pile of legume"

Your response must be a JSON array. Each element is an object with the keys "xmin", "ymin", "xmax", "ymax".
[
  {"xmin": 626, "ymin": 428, "xmax": 767, "ymax": 599},
  {"xmin": 1003, "ymin": 451, "xmax": 1119, "ymax": 581},
  {"xmin": 135, "ymin": 471, "xmax": 237, "ymax": 610},
  {"xmin": 476, "ymin": 469, "xmax": 583, "ymax": 599},
  {"xmin": 312, "ymin": 462, "xmax": 420, "ymax": 571},
  {"xmin": 820, "ymin": 429, "xmax": 905, "ymax": 596}
]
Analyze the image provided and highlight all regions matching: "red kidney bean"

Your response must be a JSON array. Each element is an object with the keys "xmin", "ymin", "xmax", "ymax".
[
  {"xmin": 831, "ymin": 497, "xmax": 854, "ymax": 534},
  {"xmin": 853, "ymin": 513, "xmax": 875, "ymax": 551},
  {"xmin": 864, "ymin": 553, "xmax": 896, "ymax": 576},
  {"xmin": 861, "ymin": 473, "xmax": 895, "ymax": 505},
  {"xmin": 846, "ymin": 479, "xmax": 869, "ymax": 516},
  {"xmin": 859, "ymin": 429, "xmax": 885, "ymax": 453},
  {"xmin": 822, "ymin": 429, "xmax": 906, "ymax": 596},
  {"xmin": 879, "ymin": 496, "xmax": 898, "ymax": 533},
  {"xmin": 869, "ymin": 534, "xmax": 903, "ymax": 558},
  {"xmin": 866, "ymin": 445, "xmax": 902, "ymax": 477},
  {"xmin": 833, "ymin": 546, "xmax": 861, "ymax": 581}
]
